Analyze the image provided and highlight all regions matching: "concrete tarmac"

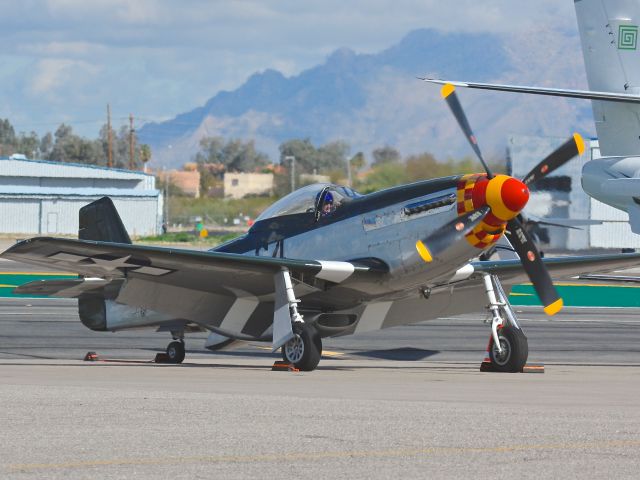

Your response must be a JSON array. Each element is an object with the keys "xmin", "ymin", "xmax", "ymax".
[{"xmin": 2, "ymin": 299, "xmax": 640, "ymax": 478}]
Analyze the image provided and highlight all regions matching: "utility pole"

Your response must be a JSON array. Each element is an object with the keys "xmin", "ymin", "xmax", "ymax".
[
  {"xmin": 163, "ymin": 167, "xmax": 169, "ymax": 233},
  {"xmin": 129, "ymin": 113, "xmax": 135, "ymax": 170},
  {"xmin": 285, "ymin": 155, "xmax": 295, "ymax": 192},
  {"xmin": 107, "ymin": 104, "xmax": 113, "ymax": 168}
]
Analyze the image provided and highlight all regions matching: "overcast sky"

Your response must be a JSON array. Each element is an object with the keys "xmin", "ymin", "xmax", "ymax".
[{"xmin": 0, "ymin": 1, "xmax": 578, "ymax": 138}]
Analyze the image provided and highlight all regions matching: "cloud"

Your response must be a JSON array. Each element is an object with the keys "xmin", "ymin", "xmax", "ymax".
[
  {"xmin": 0, "ymin": 0, "xmax": 580, "ymax": 138},
  {"xmin": 28, "ymin": 58, "xmax": 100, "ymax": 97}
]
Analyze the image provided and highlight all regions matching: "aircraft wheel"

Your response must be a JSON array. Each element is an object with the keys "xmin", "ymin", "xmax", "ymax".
[
  {"xmin": 489, "ymin": 326, "xmax": 528, "ymax": 372},
  {"xmin": 166, "ymin": 341, "xmax": 186, "ymax": 364},
  {"xmin": 282, "ymin": 323, "xmax": 322, "ymax": 371}
]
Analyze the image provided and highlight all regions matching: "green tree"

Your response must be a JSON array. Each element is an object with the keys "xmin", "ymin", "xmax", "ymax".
[
  {"xmin": 224, "ymin": 139, "xmax": 269, "ymax": 172},
  {"xmin": 372, "ymin": 145, "xmax": 401, "ymax": 166},
  {"xmin": 358, "ymin": 162, "xmax": 408, "ymax": 193},
  {"xmin": 50, "ymin": 123, "xmax": 102, "ymax": 165},
  {"xmin": 349, "ymin": 151, "xmax": 366, "ymax": 173},
  {"xmin": 279, "ymin": 138, "xmax": 318, "ymax": 174},
  {"xmin": 16, "ymin": 131, "xmax": 40, "ymax": 159},
  {"xmin": 279, "ymin": 138, "xmax": 351, "ymax": 175},
  {"xmin": 195, "ymin": 136, "xmax": 268, "ymax": 172},
  {"xmin": 0, "ymin": 119, "xmax": 16, "ymax": 156},
  {"xmin": 405, "ymin": 152, "xmax": 441, "ymax": 181},
  {"xmin": 140, "ymin": 144, "xmax": 152, "ymax": 165},
  {"xmin": 40, "ymin": 132, "xmax": 53, "ymax": 159},
  {"xmin": 195, "ymin": 136, "xmax": 225, "ymax": 164},
  {"xmin": 317, "ymin": 140, "xmax": 350, "ymax": 173}
]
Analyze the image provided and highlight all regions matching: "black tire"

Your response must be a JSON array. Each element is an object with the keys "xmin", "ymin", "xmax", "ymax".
[
  {"xmin": 166, "ymin": 341, "xmax": 186, "ymax": 364},
  {"xmin": 282, "ymin": 323, "xmax": 322, "ymax": 371},
  {"xmin": 489, "ymin": 326, "xmax": 528, "ymax": 372}
]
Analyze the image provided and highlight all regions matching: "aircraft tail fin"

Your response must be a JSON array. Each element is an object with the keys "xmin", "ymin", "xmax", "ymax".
[
  {"xmin": 78, "ymin": 197, "xmax": 132, "ymax": 244},
  {"xmin": 576, "ymin": 0, "xmax": 640, "ymax": 156}
]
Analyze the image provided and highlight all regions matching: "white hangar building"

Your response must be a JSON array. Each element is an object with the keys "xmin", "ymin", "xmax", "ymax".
[{"xmin": 0, "ymin": 156, "xmax": 162, "ymax": 237}]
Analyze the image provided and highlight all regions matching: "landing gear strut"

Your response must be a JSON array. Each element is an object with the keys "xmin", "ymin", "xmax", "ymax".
[
  {"xmin": 273, "ymin": 268, "xmax": 323, "ymax": 371},
  {"xmin": 482, "ymin": 273, "xmax": 528, "ymax": 372}
]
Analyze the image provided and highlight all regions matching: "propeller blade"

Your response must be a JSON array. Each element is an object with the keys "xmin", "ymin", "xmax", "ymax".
[
  {"xmin": 505, "ymin": 217, "xmax": 563, "ymax": 315},
  {"xmin": 440, "ymin": 83, "xmax": 493, "ymax": 178},
  {"xmin": 416, "ymin": 206, "xmax": 490, "ymax": 262},
  {"xmin": 521, "ymin": 133, "xmax": 585, "ymax": 186}
]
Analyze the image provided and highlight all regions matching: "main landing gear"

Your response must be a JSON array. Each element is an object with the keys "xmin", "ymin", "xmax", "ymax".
[
  {"xmin": 281, "ymin": 323, "xmax": 322, "ymax": 371},
  {"xmin": 482, "ymin": 274, "xmax": 528, "ymax": 372},
  {"xmin": 166, "ymin": 332, "xmax": 185, "ymax": 364},
  {"xmin": 273, "ymin": 268, "xmax": 323, "ymax": 371}
]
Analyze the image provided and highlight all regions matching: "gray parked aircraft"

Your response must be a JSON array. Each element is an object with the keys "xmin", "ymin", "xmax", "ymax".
[
  {"xmin": 4, "ymin": 84, "xmax": 640, "ymax": 373},
  {"xmin": 424, "ymin": 0, "xmax": 640, "ymax": 233}
]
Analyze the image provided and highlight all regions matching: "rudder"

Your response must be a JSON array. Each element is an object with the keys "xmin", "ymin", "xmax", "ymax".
[{"xmin": 576, "ymin": 0, "xmax": 640, "ymax": 156}]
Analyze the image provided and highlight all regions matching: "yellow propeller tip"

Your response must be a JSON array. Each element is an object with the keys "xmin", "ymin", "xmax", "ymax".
[
  {"xmin": 543, "ymin": 298, "xmax": 563, "ymax": 316},
  {"xmin": 415, "ymin": 240, "xmax": 433, "ymax": 263},
  {"xmin": 573, "ymin": 133, "xmax": 585, "ymax": 155},
  {"xmin": 441, "ymin": 83, "xmax": 456, "ymax": 98}
]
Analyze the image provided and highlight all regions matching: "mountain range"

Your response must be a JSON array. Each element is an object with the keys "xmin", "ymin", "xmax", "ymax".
[{"xmin": 138, "ymin": 26, "xmax": 594, "ymax": 169}]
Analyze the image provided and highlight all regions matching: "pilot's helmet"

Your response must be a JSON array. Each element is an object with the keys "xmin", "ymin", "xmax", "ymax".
[{"xmin": 324, "ymin": 191, "xmax": 334, "ymax": 204}]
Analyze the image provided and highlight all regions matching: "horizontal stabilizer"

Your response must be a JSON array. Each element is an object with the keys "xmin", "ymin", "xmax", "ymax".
[{"xmin": 14, "ymin": 278, "xmax": 108, "ymax": 297}]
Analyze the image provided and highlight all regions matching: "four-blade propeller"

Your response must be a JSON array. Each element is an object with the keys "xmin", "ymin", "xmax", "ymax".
[{"xmin": 429, "ymin": 83, "xmax": 585, "ymax": 315}]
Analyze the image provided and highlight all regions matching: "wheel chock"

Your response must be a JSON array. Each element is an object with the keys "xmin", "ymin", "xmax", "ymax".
[
  {"xmin": 154, "ymin": 353, "xmax": 171, "ymax": 363},
  {"xmin": 271, "ymin": 360, "xmax": 299, "ymax": 372},
  {"xmin": 480, "ymin": 360, "xmax": 544, "ymax": 373},
  {"xmin": 521, "ymin": 363, "xmax": 544, "ymax": 373},
  {"xmin": 479, "ymin": 351, "xmax": 493, "ymax": 371},
  {"xmin": 84, "ymin": 351, "xmax": 99, "ymax": 361},
  {"xmin": 479, "ymin": 360, "xmax": 494, "ymax": 372}
]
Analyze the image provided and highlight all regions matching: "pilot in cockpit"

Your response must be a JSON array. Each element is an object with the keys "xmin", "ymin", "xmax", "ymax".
[{"xmin": 322, "ymin": 192, "xmax": 335, "ymax": 216}]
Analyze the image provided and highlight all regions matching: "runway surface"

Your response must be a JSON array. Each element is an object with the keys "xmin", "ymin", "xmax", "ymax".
[{"xmin": 2, "ymin": 298, "xmax": 640, "ymax": 479}]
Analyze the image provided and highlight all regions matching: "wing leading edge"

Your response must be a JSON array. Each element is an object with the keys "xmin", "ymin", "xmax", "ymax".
[{"xmin": 421, "ymin": 78, "xmax": 640, "ymax": 104}]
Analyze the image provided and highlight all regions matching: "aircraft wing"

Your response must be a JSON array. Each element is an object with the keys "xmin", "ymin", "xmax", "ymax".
[
  {"xmin": 471, "ymin": 252, "xmax": 640, "ymax": 284},
  {"xmin": 365, "ymin": 253, "xmax": 640, "ymax": 328},
  {"xmin": 421, "ymin": 78, "xmax": 640, "ymax": 104},
  {"xmin": 1, "ymin": 237, "xmax": 385, "ymax": 300}
]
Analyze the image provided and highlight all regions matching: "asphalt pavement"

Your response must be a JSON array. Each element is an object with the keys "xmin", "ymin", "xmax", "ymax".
[{"xmin": 2, "ymin": 298, "xmax": 640, "ymax": 479}]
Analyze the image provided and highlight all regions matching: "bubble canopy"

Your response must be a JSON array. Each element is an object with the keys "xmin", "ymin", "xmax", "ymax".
[{"xmin": 254, "ymin": 183, "xmax": 361, "ymax": 222}]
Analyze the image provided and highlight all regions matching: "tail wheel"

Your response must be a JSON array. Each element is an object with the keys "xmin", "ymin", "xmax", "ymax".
[
  {"xmin": 282, "ymin": 323, "xmax": 322, "ymax": 371},
  {"xmin": 166, "ymin": 341, "xmax": 185, "ymax": 364},
  {"xmin": 489, "ymin": 326, "xmax": 528, "ymax": 372}
]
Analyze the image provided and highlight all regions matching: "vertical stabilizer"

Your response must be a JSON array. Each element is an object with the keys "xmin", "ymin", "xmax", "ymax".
[
  {"xmin": 576, "ymin": 0, "xmax": 640, "ymax": 156},
  {"xmin": 79, "ymin": 197, "xmax": 132, "ymax": 244}
]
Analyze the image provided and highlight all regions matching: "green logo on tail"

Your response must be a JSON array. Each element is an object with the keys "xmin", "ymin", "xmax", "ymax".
[{"xmin": 618, "ymin": 25, "xmax": 638, "ymax": 50}]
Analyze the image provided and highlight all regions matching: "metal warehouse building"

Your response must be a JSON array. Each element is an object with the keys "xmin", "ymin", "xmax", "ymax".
[{"xmin": 0, "ymin": 156, "xmax": 162, "ymax": 237}]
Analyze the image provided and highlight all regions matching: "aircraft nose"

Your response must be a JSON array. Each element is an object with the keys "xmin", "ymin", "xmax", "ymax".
[
  {"xmin": 485, "ymin": 174, "xmax": 529, "ymax": 221},
  {"xmin": 501, "ymin": 177, "xmax": 529, "ymax": 213}
]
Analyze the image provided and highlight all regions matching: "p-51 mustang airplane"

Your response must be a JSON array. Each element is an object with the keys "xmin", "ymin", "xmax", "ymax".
[{"xmin": 4, "ymin": 84, "xmax": 640, "ymax": 373}]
